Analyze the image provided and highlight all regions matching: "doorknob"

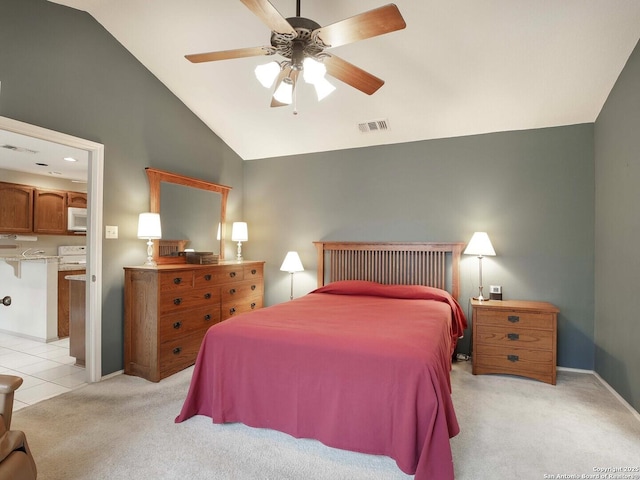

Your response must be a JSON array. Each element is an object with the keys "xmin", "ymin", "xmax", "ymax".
[{"xmin": 1, "ymin": 296, "xmax": 11, "ymax": 307}]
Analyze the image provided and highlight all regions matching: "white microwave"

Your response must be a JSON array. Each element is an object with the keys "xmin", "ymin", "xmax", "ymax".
[{"xmin": 67, "ymin": 207, "xmax": 87, "ymax": 232}]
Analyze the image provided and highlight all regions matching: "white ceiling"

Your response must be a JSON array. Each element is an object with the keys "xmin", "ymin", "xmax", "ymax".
[
  {"xmin": 39, "ymin": 0, "xmax": 640, "ymax": 161},
  {"xmin": 0, "ymin": 129, "xmax": 88, "ymax": 182}
]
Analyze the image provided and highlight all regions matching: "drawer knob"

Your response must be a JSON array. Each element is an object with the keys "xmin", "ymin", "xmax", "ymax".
[
  {"xmin": 173, "ymin": 277, "xmax": 182, "ymax": 285},
  {"xmin": 173, "ymin": 347, "xmax": 182, "ymax": 355},
  {"xmin": 507, "ymin": 354, "xmax": 519, "ymax": 362},
  {"xmin": 229, "ymin": 288, "xmax": 236, "ymax": 295},
  {"xmin": 508, "ymin": 315, "xmax": 520, "ymax": 323},
  {"xmin": 251, "ymin": 302, "xmax": 256, "ymax": 309},
  {"xmin": 173, "ymin": 321, "xmax": 182, "ymax": 329},
  {"xmin": 507, "ymin": 333, "xmax": 520, "ymax": 341},
  {"xmin": 251, "ymin": 285, "xmax": 256, "ymax": 291},
  {"xmin": 204, "ymin": 274, "xmax": 212, "ymax": 281},
  {"xmin": 229, "ymin": 272, "xmax": 236, "ymax": 278},
  {"xmin": 204, "ymin": 292, "xmax": 212, "ymax": 299},
  {"xmin": 173, "ymin": 298, "xmax": 182, "ymax": 306},
  {"xmin": 229, "ymin": 307, "xmax": 236, "ymax": 315},
  {"xmin": 251, "ymin": 269, "xmax": 257, "ymax": 275},
  {"xmin": 204, "ymin": 314, "xmax": 211, "ymax": 321}
]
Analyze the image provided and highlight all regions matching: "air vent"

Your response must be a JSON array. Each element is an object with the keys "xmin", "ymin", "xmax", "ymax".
[
  {"xmin": 0, "ymin": 144, "xmax": 38, "ymax": 154},
  {"xmin": 358, "ymin": 119, "xmax": 390, "ymax": 134}
]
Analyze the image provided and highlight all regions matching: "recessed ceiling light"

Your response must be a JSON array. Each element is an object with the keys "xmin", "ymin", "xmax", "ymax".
[
  {"xmin": 63, "ymin": 157, "xmax": 77, "ymax": 162},
  {"xmin": 49, "ymin": 171, "xmax": 62, "ymax": 176}
]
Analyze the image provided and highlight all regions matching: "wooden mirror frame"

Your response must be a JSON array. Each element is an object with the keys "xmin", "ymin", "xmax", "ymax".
[{"xmin": 145, "ymin": 167, "xmax": 231, "ymax": 265}]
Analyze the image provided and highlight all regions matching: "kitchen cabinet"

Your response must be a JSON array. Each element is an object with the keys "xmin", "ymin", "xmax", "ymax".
[
  {"xmin": 0, "ymin": 181, "xmax": 86, "ymax": 236},
  {"xmin": 0, "ymin": 182, "xmax": 33, "ymax": 233},
  {"xmin": 67, "ymin": 274, "xmax": 86, "ymax": 366},
  {"xmin": 58, "ymin": 269, "xmax": 85, "ymax": 338},
  {"xmin": 34, "ymin": 189, "xmax": 67, "ymax": 234},
  {"xmin": 67, "ymin": 192, "xmax": 87, "ymax": 208}
]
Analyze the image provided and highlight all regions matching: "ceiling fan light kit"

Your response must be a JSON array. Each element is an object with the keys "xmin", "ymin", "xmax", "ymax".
[{"xmin": 186, "ymin": 0, "xmax": 406, "ymax": 112}]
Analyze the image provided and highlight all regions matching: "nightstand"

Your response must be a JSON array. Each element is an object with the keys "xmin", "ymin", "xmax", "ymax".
[{"xmin": 471, "ymin": 299, "xmax": 559, "ymax": 385}]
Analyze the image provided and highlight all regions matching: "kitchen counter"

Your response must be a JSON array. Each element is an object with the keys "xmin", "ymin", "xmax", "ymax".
[
  {"xmin": 0, "ymin": 255, "xmax": 60, "ymax": 261},
  {"xmin": 0, "ymin": 256, "xmax": 58, "ymax": 341}
]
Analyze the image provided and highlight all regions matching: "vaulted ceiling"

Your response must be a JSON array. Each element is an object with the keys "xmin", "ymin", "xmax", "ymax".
[{"xmin": 49, "ymin": 0, "xmax": 640, "ymax": 160}]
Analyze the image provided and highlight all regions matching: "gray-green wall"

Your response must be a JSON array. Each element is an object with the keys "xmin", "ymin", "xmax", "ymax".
[
  {"xmin": 3, "ymin": 0, "xmax": 637, "ymax": 413},
  {"xmin": 594, "ymin": 39, "xmax": 640, "ymax": 411},
  {"xmin": 0, "ymin": 0, "xmax": 245, "ymax": 374},
  {"xmin": 245, "ymin": 125, "xmax": 595, "ymax": 368}
]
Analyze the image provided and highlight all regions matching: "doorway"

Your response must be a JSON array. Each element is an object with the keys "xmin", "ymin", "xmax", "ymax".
[{"xmin": 0, "ymin": 116, "xmax": 104, "ymax": 383}]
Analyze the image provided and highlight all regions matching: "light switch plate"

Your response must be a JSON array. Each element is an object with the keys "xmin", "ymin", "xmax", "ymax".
[{"xmin": 105, "ymin": 225, "xmax": 118, "ymax": 239}]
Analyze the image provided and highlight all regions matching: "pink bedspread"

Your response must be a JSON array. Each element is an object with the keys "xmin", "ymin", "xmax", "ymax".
[{"xmin": 176, "ymin": 281, "xmax": 467, "ymax": 479}]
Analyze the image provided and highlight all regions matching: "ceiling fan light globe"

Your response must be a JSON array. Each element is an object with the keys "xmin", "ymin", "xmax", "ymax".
[
  {"xmin": 302, "ymin": 57, "xmax": 326, "ymax": 84},
  {"xmin": 255, "ymin": 62, "xmax": 281, "ymax": 88},
  {"xmin": 314, "ymin": 77, "xmax": 336, "ymax": 101},
  {"xmin": 273, "ymin": 77, "xmax": 294, "ymax": 104}
]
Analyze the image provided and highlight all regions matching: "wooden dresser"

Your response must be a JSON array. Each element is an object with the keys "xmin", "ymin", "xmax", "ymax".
[
  {"xmin": 471, "ymin": 299, "xmax": 559, "ymax": 385},
  {"xmin": 124, "ymin": 261, "xmax": 264, "ymax": 382}
]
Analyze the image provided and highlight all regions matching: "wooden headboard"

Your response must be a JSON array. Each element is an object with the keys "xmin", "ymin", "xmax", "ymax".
[{"xmin": 313, "ymin": 241, "xmax": 465, "ymax": 299}]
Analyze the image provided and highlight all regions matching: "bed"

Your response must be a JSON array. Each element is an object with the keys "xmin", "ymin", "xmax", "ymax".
[{"xmin": 176, "ymin": 241, "xmax": 467, "ymax": 480}]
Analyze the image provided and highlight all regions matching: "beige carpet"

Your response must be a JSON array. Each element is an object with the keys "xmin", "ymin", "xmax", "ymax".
[{"xmin": 12, "ymin": 361, "xmax": 640, "ymax": 479}]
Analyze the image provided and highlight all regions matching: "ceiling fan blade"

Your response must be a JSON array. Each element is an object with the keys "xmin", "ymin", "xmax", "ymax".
[
  {"xmin": 323, "ymin": 54, "xmax": 384, "ymax": 95},
  {"xmin": 185, "ymin": 46, "xmax": 273, "ymax": 63},
  {"xmin": 240, "ymin": 0, "xmax": 297, "ymax": 36},
  {"xmin": 314, "ymin": 4, "xmax": 406, "ymax": 49}
]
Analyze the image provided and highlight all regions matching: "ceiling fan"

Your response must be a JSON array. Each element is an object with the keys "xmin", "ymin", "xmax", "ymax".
[{"xmin": 185, "ymin": 0, "xmax": 406, "ymax": 110}]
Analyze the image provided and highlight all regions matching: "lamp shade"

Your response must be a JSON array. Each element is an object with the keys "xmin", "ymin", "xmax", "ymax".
[
  {"xmin": 231, "ymin": 222, "xmax": 248, "ymax": 242},
  {"xmin": 280, "ymin": 251, "xmax": 304, "ymax": 273},
  {"xmin": 137, "ymin": 213, "xmax": 161, "ymax": 239},
  {"xmin": 464, "ymin": 232, "xmax": 495, "ymax": 256},
  {"xmin": 273, "ymin": 77, "xmax": 294, "ymax": 104},
  {"xmin": 255, "ymin": 61, "xmax": 280, "ymax": 88}
]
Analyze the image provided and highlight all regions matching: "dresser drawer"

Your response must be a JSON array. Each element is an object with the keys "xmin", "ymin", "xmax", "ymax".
[
  {"xmin": 222, "ymin": 297, "xmax": 263, "ymax": 320},
  {"xmin": 159, "ymin": 306, "xmax": 220, "ymax": 342},
  {"xmin": 476, "ymin": 324, "xmax": 554, "ymax": 350},
  {"xmin": 195, "ymin": 267, "xmax": 243, "ymax": 287},
  {"xmin": 476, "ymin": 309, "xmax": 554, "ymax": 330},
  {"xmin": 474, "ymin": 344, "xmax": 554, "ymax": 374},
  {"xmin": 159, "ymin": 333, "xmax": 204, "ymax": 378},
  {"xmin": 243, "ymin": 264, "xmax": 263, "ymax": 279},
  {"xmin": 221, "ymin": 280, "xmax": 263, "ymax": 302},
  {"xmin": 159, "ymin": 286, "xmax": 221, "ymax": 315},
  {"xmin": 159, "ymin": 271, "xmax": 194, "ymax": 291}
]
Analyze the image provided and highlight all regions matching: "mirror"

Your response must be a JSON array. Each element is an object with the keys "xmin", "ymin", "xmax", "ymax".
[{"xmin": 146, "ymin": 167, "xmax": 231, "ymax": 264}]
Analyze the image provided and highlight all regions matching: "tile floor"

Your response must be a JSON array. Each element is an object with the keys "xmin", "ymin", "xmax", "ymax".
[{"xmin": 0, "ymin": 333, "xmax": 86, "ymax": 411}]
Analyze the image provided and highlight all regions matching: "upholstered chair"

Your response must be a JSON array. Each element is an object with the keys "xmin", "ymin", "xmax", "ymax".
[{"xmin": 0, "ymin": 375, "xmax": 37, "ymax": 480}]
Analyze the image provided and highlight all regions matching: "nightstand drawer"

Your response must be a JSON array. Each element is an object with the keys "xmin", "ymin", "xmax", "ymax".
[
  {"xmin": 476, "ymin": 310, "xmax": 554, "ymax": 330},
  {"xmin": 476, "ymin": 324, "xmax": 554, "ymax": 350},
  {"xmin": 475, "ymin": 344, "xmax": 554, "ymax": 374}
]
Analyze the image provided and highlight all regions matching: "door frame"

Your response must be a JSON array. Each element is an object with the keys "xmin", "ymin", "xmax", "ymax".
[{"xmin": 0, "ymin": 116, "xmax": 103, "ymax": 382}]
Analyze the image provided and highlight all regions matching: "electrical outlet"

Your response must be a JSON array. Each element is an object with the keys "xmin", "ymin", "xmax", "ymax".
[{"xmin": 105, "ymin": 225, "xmax": 118, "ymax": 239}]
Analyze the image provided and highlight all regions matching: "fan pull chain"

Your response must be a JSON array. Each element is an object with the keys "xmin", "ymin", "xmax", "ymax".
[{"xmin": 293, "ymin": 77, "xmax": 298, "ymax": 115}]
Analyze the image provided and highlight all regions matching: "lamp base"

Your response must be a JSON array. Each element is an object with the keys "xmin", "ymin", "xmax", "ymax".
[{"xmin": 472, "ymin": 296, "xmax": 490, "ymax": 302}]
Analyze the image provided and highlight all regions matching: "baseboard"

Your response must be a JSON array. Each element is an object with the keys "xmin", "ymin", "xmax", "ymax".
[
  {"xmin": 100, "ymin": 369, "xmax": 124, "ymax": 381},
  {"xmin": 557, "ymin": 366, "xmax": 640, "ymax": 423}
]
